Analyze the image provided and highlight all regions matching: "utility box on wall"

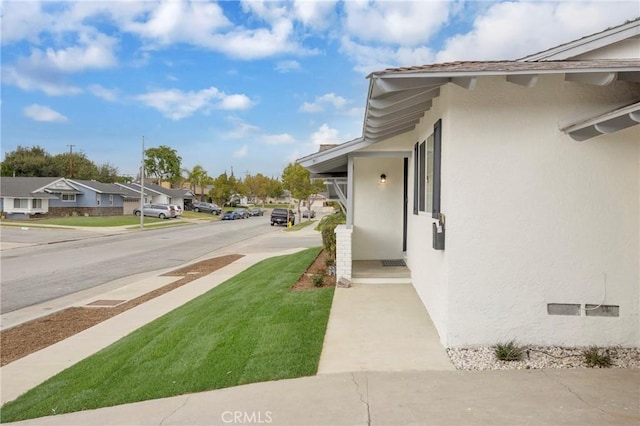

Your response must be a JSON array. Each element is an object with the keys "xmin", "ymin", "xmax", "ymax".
[{"xmin": 432, "ymin": 222, "xmax": 445, "ymax": 250}]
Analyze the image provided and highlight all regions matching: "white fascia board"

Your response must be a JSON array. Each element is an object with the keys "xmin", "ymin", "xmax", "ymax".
[
  {"xmin": 298, "ymin": 137, "xmax": 370, "ymax": 168},
  {"xmin": 33, "ymin": 177, "xmax": 68, "ymax": 194},
  {"xmin": 519, "ymin": 21, "xmax": 640, "ymax": 61},
  {"xmin": 375, "ymin": 66, "xmax": 639, "ymax": 81},
  {"xmin": 67, "ymin": 179, "xmax": 106, "ymax": 194}
]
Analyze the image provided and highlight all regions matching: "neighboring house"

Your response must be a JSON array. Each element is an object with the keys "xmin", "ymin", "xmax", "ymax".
[
  {"xmin": 0, "ymin": 177, "xmax": 58, "ymax": 218},
  {"xmin": 299, "ymin": 19, "xmax": 640, "ymax": 348},
  {"xmin": 65, "ymin": 179, "xmax": 125, "ymax": 216},
  {"xmin": 120, "ymin": 182, "xmax": 193, "ymax": 210},
  {"xmin": 0, "ymin": 177, "xmax": 125, "ymax": 217}
]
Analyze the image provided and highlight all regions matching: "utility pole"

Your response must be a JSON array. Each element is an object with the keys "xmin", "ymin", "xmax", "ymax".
[
  {"xmin": 66, "ymin": 144, "xmax": 75, "ymax": 177},
  {"xmin": 140, "ymin": 136, "xmax": 145, "ymax": 229}
]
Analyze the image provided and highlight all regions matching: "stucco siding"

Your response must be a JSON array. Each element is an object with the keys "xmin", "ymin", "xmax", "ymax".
[
  {"xmin": 441, "ymin": 75, "xmax": 639, "ymax": 347},
  {"xmin": 352, "ymin": 157, "xmax": 404, "ymax": 260},
  {"xmin": 405, "ymin": 88, "xmax": 452, "ymax": 345}
]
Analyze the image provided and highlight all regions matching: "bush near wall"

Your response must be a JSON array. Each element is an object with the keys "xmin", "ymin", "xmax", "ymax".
[{"xmin": 316, "ymin": 211, "xmax": 346, "ymax": 258}]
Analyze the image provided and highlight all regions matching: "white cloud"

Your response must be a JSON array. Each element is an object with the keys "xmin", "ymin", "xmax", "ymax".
[
  {"xmin": 343, "ymin": 1, "xmax": 451, "ymax": 45},
  {"xmin": 120, "ymin": 0, "xmax": 232, "ymax": 46},
  {"xmin": 0, "ymin": 1, "xmax": 53, "ymax": 45},
  {"xmin": 293, "ymin": 0, "xmax": 338, "ymax": 30},
  {"xmin": 2, "ymin": 66, "xmax": 82, "ymax": 96},
  {"xmin": 436, "ymin": 1, "xmax": 639, "ymax": 62},
  {"xmin": 300, "ymin": 93, "xmax": 349, "ymax": 113},
  {"xmin": 24, "ymin": 33, "xmax": 118, "ymax": 73},
  {"xmin": 275, "ymin": 60, "xmax": 301, "ymax": 73},
  {"xmin": 23, "ymin": 104, "xmax": 68, "ymax": 123},
  {"xmin": 89, "ymin": 84, "xmax": 119, "ymax": 102},
  {"xmin": 135, "ymin": 87, "xmax": 254, "ymax": 120},
  {"xmin": 225, "ymin": 117, "xmax": 261, "ymax": 139},
  {"xmin": 263, "ymin": 134, "xmax": 295, "ymax": 145},
  {"xmin": 3, "ymin": 30, "xmax": 117, "ymax": 95},
  {"xmin": 233, "ymin": 144, "xmax": 249, "ymax": 159},
  {"xmin": 310, "ymin": 124, "xmax": 340, "ymax": 145},
  {"xmin": 219, "ymin": 94, "xmax": 253, "ymax": 110},
  {"xmin": 340, "ymin": 37, "xmax": 434, "ymax": 74}
]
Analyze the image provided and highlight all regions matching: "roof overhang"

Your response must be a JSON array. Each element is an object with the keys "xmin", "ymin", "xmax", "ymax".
[
  {"xmin": 561, "ymin": 100, "xmax": 640, "ymax": 141},
  {"xmin": 298, "ymin": 61, "xmax": 640, "ymax": 173}
]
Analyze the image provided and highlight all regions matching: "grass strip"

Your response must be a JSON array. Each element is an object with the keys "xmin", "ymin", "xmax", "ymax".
[
  {"xmin": 284, "ymin": 219, "xmax": 317, "ymax": 232},
  {"xmin": 0, "ymin": 247, "xmax": 332, "ymax": 423},
  {"xmin": 2, "ymin": 216, "xmax": 164, "ymax": 227}
]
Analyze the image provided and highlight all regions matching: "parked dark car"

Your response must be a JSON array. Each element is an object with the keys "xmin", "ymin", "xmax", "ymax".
[
  {"xmin": 222, "ymin": 211, "xmax": 237, "ymax": 220},
  {"xmin": 192, "ymin": 202, "xmax": 222, "ymax": 215},
  {"xmin": 234, "ymin": 208, "xmax": 250, "ymax": 219},
  {"xmin": 133, "ymin": 204, "xmax": 173, "ymax": 219},
  {"xmin": 302, "ymin": 209, "xmax": 316, "ymax": 218},
  {"xmin": 270, "ymin": 208, "xmax": 295, "ymax": 226},
  {"xmin": 248, "ymin": 208, "xmax": 264, "ymax": 216}
]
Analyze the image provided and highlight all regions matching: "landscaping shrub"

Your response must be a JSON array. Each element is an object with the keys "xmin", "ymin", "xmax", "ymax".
[
  {"xmin": 316, "ymin": 211, "xmax": 345, "ymax": 258},
  {"xmin": 494, "ymin": 340, "xmax": 524, "ymax": 361},
  {"xmin": 583, "ymin": 346, "xmax": 612, "ymax": 368}
]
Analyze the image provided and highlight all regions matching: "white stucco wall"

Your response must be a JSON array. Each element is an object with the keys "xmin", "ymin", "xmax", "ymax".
[
  {"xmin": 352, "ymin": 156, "xmax": 405, "ymax": 260},
  {"xmin": 406, "ymin": 74, "xmax": 639, "ymax": 347}
]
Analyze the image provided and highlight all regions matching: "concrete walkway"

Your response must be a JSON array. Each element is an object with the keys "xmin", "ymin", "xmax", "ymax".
[
  {"xmin": 319, "ymin": 284, "xmax": 455, "ymax": 373},
  {"xmin": 6, "ymin": 369, "xmax": 639, "ymax": 425}
]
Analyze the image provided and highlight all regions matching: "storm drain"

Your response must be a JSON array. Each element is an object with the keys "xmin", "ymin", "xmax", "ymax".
[
  {"xmin": 381, "ymin": 259, "xmax": 406, "ymax": 267},
  {"xmin": 86, "ymin": 299, "xmax": 126, "ymax": 307}
]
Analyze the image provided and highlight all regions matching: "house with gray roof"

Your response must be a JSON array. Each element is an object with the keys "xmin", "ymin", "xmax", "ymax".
[
  {"xmin": 1, "ymin": 177, "xmax": 127, "ymax": 218},
  {"xmin": 299, "ymin": 19, "xmax": 640, "ymax": 348}
]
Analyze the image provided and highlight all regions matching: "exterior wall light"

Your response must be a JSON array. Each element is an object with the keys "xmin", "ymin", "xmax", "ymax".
[{"xmin": 380, "ymin": 173, "xmax": 387, "ymax": 183}]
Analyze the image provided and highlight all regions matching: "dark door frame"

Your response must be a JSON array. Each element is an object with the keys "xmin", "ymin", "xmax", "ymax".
[{"xmin": 403, "ymin": 157, "xmax": 408, "ymax": 252}]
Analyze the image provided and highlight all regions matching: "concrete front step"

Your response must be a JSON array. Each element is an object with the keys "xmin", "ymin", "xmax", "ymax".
[{"xmin": 351, "ymin": 277, "xmax": 412, "ymax": 285}]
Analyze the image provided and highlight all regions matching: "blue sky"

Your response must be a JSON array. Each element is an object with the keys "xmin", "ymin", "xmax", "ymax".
[{"xmin": 1, "ymin": 1, "xmax": 638, "ymax": 180}]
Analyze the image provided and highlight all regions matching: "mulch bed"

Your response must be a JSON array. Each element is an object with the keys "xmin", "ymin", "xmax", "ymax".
[{"xmin": 291, "ymin": 249, "xmax": 336, "ymax": 291}]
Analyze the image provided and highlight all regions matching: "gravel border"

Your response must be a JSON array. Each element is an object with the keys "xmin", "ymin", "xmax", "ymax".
[{"xmin": 447, "ymin": 346, "xmax": 640, "ymax": 370}]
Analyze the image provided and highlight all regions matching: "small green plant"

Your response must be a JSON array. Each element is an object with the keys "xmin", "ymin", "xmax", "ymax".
[
  {"xmin": 494, "ymin": 340, "xmax": 524, "ymax": 361},
  {"xmin": 583, "ymin": 346, "xmax": 612, "ymax": 368},
  {"xmin": 312, "ymin": 270, "xmax": 326, "ymax": 287}
]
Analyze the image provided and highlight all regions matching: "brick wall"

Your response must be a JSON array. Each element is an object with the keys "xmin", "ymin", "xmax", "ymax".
[{"xmin": 335, "ymin": 225, "xmax": 353, "ymax": 281}]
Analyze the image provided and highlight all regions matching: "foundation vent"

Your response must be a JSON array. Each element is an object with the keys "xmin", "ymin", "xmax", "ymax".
[
  {"xmin": 585, "ymin": 305, "xmax": 619, "ymax": 317},
  {"xmin": 547, "ymin": 303, "xmax": 581, "ymax": 316}
]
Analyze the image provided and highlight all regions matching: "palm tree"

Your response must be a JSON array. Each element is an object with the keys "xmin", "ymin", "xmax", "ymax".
[{"xmin": 183, "ymin": 165, "xmax": 208, "ymax": 201}]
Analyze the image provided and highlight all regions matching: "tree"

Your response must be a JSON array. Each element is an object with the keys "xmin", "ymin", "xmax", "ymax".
[
  {"xmin": 1, "ymin": 145, "xmax": 53, "ymax": 177},
  {"xmin": 305, "ymin": 179, "xmax": 327, "ymax": 220},
  {"xmin": 144, "ymin": 145, "xmax": 182, "ymax": 185},
  {"xmin": 50, "ymin": 152, "xmax": 100, "ymax": 179},
  {"xmin": 208, "ymin": 172, "xmax": 240, "ymax": 207},
  {"xmin": 281, "ymin": 162, "xmax": 314, "ymax": 222},
  {"xmin": 268, "ymin": 177, "xmax": 284, "ymax": 201},
  {"xmin": 243, "ymin": 173, "xmax": 272, "ymax": 206},
  {"xmin": 183, "ymin": 165, "xmax": 209, "ymax": 201}
]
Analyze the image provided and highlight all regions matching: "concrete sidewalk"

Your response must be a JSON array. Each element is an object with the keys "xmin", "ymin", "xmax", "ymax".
[{"xmin": 7, "ymin": 369, "xmax": 639, "ymax": 425}]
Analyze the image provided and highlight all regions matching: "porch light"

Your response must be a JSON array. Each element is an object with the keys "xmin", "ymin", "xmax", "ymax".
[{"xmin": 379, "ymin": 173, "xmax": 387, "ymax": 183}]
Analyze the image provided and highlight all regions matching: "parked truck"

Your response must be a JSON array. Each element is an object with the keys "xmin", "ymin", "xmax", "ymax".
[{"xmin": 270, "ymin": 208, "xmax": 295, "ymax": 226}]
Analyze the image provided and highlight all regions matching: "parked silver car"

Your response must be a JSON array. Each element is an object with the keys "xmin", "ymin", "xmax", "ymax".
[{"xmin": 133, "ymin": 204, "xmax": 174, "ymax": 219}]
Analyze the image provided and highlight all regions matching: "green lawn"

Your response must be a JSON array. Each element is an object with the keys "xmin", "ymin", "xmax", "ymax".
[
  {"xmin": 0, "ymin": 247, "xmax": 333, "ymax": 423},
  {"xmin": 1, "ymin": 215, "xmax": 165, "ymax": 227},
  {"xmin": 284, "ymin": 219, "xmax": 317, "ymax": 232}
]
